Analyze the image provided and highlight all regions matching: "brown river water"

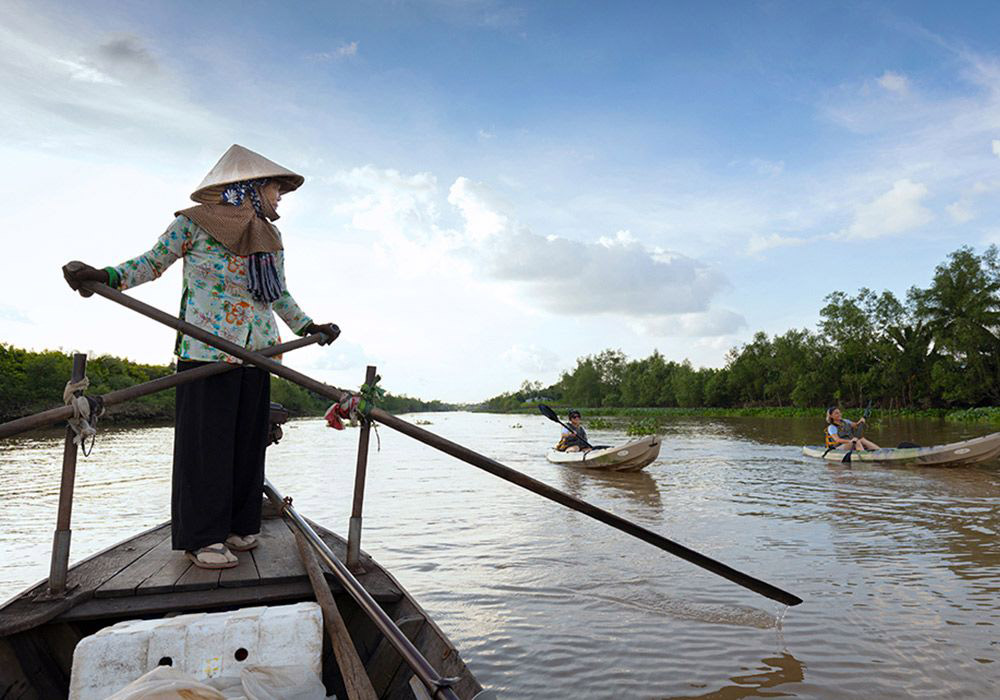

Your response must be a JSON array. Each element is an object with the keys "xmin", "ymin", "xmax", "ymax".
[{"xmin": 1, "ymin": 413, "xmax": 998, "ymax": 698}]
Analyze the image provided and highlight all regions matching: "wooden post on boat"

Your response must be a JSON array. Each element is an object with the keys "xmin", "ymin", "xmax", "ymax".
[
  {"xmin": 48, "ymin": 352, "xmax": 86, "ymax": 595},
  {"xmin": 347, "ymin": 365, "xmax": 377, "ymax": 573}
]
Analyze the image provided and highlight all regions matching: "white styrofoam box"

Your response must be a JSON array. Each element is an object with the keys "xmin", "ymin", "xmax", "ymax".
[{"xmin": 69, "ymin": 602, "xmax": 323, "ymax": 700}]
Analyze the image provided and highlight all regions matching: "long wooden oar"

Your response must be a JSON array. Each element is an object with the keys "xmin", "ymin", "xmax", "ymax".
[
  {"xmin": 79, "ymin": 280, "xmax": 803, "ymax": 607},
  {"xmin": 292, "ymin": 527, "xmax": 378, "ymax": 700}
]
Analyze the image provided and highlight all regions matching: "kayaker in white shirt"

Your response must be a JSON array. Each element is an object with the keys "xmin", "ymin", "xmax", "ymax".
[{"xmin": 826, "ymin": 406, "xmax": 880, "ymax": 451}]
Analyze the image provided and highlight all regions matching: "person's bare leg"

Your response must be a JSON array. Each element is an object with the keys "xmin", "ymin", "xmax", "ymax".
[{"xmin": 859, "ymin": 437, "xmax": 880, "ymax": 450}]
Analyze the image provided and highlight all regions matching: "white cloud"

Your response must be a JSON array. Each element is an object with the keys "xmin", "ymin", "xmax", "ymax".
[
  {"xmin": 52, "ymin": 57, "xmax": 120, "ymax": 84},
  {"xmin": 946, "ymin": 200, "xmax": 974, "ymax": 223},
  {"xmin": 0, "ymin": 304, "xmax": 33, "ymax": 324},
  {"xmin": 331, "ymin": 166, "xmax": 440, "ymax": 236},
  {"xmin": 338, "ymin": 41, "xmax": 359, "ymax": 57},
  {"xmin": 0, "ymin": 9, "xmax": 228, "ymax": 154},
  {"xmin": 310, "ymin": 41, "xmax": 360, "ymax": 61},
  {"xmin": 634, "ymin": 309, "xmax": 746, "ymax": 338},
  {"xmin": 446, "ymin": 179, "xmax": 729, "ymax": 317},
  {"xmin": 447, "ymin": 177, "xmax": 510, "ymax": 243},
  {"xmin": 839, "ymin": 179, "xmax": 932, "ymax": 240},
  {"xmin": 301, "ymin": 339, "xmax": 367, "ymax": 372},
  {"xmin": 877, "ymin": 70, "xmax": 909, "ymax": 94},
  {"xmin": 992, "ymin": 139, "xmax": 1000, "ymax": 157},
  {"xmin": 746, "ymin": 233, "xmax": 806, "ymax": 255},
  {"xmin": 333, "ymin": 168, "xmax": 735, "ymax": 330},
  {"xmin": 502, "ymin": 344, "xmax": 560, "ymax": 373}
]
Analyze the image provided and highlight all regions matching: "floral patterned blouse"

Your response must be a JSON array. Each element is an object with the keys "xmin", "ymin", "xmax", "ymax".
[{"xmin": 106, "ymin": 215, "xmax": 312, "ymax": 363}]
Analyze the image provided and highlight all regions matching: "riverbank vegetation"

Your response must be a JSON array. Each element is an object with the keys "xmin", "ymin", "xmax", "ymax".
[
  {"xmin": 0, "ymin": 344, "xmax": 453, "ymax": 425},
  {"xmin": 481, "ymin": 246, "xmax": 1000, "ymax": 423}
]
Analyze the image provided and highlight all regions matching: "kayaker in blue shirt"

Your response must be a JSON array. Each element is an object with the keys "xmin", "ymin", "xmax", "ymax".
[
  {"xmin": 826, "ymin": 406, "xmax": 880, "ymax": 451},
  {"xmin": 556, "ymin": 409, "xmax": 591, "ymax": 452}
]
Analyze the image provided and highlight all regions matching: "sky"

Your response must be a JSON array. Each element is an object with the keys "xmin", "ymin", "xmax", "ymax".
[{"xmin": 2, "ymin": 0, "xmax": 1000, "ymax": 402}]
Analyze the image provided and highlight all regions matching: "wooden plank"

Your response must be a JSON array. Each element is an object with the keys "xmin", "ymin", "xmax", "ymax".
[
  {"xmin": 365, "ymin": 614, "xmax": 425, "ymax": 698},
  {"xmin": 8, "ymin": 629, "xmax": 69, "ymax": 699},
  {"xmin": 0, "ymin": 523, "xmax": 171, "ymax": 637},
  {"xmin": 339, "ymin": 593, "xmax": 392, "ymax": 666},
  {"xmin": 408, "ymin": 676, "xmax": 433, "ymax": 700},
  {"xmin": 0, "ymin": 636, "xmax": 34, "ymax": 700},
  {"xmin": 174, "ymin": 561, "xmax": 221, "ymax": 591},
  {"xmin": 252, "ymin": 518, "xmax": 308, "ymax": 584},
  {"xmin": 219, "ymin": 546, "xmax": 261, "ymax": 588},
  {"xmin": 57, "ymin": 580, "xmax": 321, "ymax": 622},
  {"xmin": 137, "ymin": 552, "xmax": 192, "ymax": 595},
  {"xmin": 95, "ymin": 535, "xmax": 174, "ymax": 598}
]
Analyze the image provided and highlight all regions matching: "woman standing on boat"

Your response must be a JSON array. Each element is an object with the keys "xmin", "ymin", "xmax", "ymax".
[
  {"xmin": 62, "ymin": 145, "xmax": 338, "ymax": 569},
  {"xmin": 826, "ymin": 406, "xmax": 880, "ymax": 451}
]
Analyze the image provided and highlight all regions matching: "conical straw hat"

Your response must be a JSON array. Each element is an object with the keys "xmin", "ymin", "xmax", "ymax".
[{"xmin": 190, "ymin": 144, "xmax": 305, "ymax": 203}]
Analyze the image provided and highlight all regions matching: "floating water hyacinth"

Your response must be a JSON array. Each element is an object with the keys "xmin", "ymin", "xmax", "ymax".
[{"xmin": 626, "ymin": 416, "xmax": 659, "ymax": 436}]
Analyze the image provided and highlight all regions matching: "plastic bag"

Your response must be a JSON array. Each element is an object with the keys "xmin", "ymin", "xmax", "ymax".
[
  {"xmin": 106, "ymin": 663, "xmax": 329, "ymax": 700},
  {"xmin": 240, "ymin": 665, "xmax": 328, "ymax": 700},
  {"xmin": 106, "ymin": 666, "xmax": 226, "ymax": 700}
]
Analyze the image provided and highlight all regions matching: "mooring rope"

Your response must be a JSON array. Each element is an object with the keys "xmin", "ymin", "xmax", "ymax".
[{"xmin": 62, "ymin": 376, "xmax": 104, "ymax": 456}]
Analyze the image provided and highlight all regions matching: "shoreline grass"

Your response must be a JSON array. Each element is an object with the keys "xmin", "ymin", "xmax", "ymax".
[{"xmin": 470, "ymin": 404, "xmax": 1000, "ymax": 424}]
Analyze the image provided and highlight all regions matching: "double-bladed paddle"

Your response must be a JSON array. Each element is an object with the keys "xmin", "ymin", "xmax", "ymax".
[
  {"xmin": 538, "ymin": 403, "xmax": 595, "ymax": 450},
  {"xmin": 842, "ymin": 401, "xmax": 873, "ymax": 464}
]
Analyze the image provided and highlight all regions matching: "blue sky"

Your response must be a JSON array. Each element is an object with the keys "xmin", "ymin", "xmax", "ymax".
[{"xmin": 2, "ymin": 1, "xmax": 1000, "ymax": 400}]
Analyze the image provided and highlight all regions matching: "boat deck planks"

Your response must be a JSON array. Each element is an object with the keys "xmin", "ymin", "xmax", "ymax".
[
  {"xmin": 0, "ymin": 512, "xmax": 402, "ymax": 639},
  {"xmin": 95, "ymin": 535, "xmax": 174, "ymax": 598},
  {"xmin": 220, "ymin": 545, "xmax": 262, "ymax": 588},
  {"xmin": 250, "ymin": 516, "xmax": 309, "ymax": 583}
]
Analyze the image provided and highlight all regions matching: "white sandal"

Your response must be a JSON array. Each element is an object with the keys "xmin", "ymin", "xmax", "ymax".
[
  {"xmin": 186, "ymin": 543, "xmax": 238, "ymax": 569},
  {"xmin": 225, "ymin": 533, "xmax": 259, "ymax": 551}
]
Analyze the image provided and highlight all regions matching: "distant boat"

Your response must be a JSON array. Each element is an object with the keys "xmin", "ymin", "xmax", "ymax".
[
  {"xmin": 546, "ymin": 435, "xmax": 662, "ymax": 472},
  {"xmin": 802, "ymin": 431, "xmax": 1000, "ymax": 467}
]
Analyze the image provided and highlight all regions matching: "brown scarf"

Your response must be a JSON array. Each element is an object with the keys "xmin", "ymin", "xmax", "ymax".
[{"xmin": 176, "ymin": 197, "xmax": 283, "ymax": 256}]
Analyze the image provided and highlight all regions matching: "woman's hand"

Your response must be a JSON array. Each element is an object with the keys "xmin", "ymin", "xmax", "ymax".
[
  {"xmin": 62, "ymin": 261, "xmax": 109, "ymax": 298},
  {"xmin": 304, "ymin": 322, "xmax": 340, "ymax": 345},
  {"xmin": 858, "ymin": 417, "xmax": 867, "ymax": 424}
]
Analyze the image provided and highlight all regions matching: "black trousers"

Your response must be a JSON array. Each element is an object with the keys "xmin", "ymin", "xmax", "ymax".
[{"xmin": 172, "ymin": 360, "xmax": 270, "ymax": 551}]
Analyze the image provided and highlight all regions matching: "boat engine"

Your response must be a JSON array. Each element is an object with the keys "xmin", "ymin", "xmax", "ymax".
[{"xmin": 268, "ymin": 401, "xmax": 289, "ymax": 446}]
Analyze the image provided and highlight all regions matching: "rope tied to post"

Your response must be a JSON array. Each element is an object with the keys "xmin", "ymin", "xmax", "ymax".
[{"xmin": 62, "ymin": 376, "xmax": 104, "ymax": 456}]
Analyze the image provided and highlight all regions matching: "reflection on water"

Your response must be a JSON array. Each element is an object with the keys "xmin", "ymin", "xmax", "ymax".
[
  {"xmin": 677, "ymin": 652, "xmax": 805, "ymax": 700},
  {"xmin": 1, "ymin": 413, "xmax": 998, "ymax": 698}
]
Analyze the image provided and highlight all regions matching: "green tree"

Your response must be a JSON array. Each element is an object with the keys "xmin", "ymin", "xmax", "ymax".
[{"xmin": 913, "ymin": 246, "xmax": 1000, "ymax": 404}]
